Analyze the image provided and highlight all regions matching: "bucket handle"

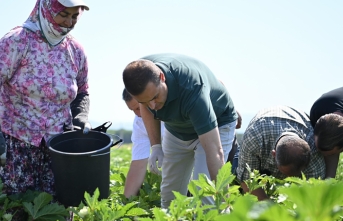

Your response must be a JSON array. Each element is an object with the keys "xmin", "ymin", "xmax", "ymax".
[
  {"xmin": 111, "ymin": 134, "xmax": 124, "ymax": 148},
  {"xmin": 92, "ymin": 121, "xmax": 112, "ymax": 133},
  {"xmin": 90, "ymin": 133, "xmax": 124, "ymax": 157}
]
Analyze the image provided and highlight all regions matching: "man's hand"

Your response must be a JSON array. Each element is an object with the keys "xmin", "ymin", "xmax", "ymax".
[
  {"xmin": 148, "ymin": 144, "xmax": 164, "ymax": 175},
  {"xmin": 236, "ymin": 111, "xmax": 242, "ymax": 129},
  {"xmin": 241, "ymin": 182, "xmax": 269, "ymax": 201}
]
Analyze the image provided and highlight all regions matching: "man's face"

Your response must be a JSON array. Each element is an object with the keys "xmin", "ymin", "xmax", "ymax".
[
  {"xmin": 133, "ymin": 73, "xmax": 168, "ymax": 111},
  {"xmin": 125, "ymin": 99, "xmax": 141, "ymax": 117},
  {"xmin": 315, "ymin": 135, "xmax": 343, "ymax": 157},
  {"xmin": 272, "ymin": 149, "xmax": 303, "ymax": 177},
  {"xmin": 277, "ymin": 165, "xmax": 302, "ymax": 178}
]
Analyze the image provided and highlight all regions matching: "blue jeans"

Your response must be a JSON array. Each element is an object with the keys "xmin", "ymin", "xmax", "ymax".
[{"xmin": 227, "ymin": 134, "xmax": 240, "ymax": 175}]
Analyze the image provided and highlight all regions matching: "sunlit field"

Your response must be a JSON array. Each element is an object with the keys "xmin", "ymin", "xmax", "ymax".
[{"xmin": 1, "ymin": 143, "xmax": 343, "ymax": 220}]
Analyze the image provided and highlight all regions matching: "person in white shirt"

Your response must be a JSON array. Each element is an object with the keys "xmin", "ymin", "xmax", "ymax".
[{"xmin": 122, "ymin": 88, "xmax": 164, "ymax": 198}]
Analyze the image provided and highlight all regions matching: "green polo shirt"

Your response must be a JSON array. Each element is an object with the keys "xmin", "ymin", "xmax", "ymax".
[{"xmin": 142, "ymin": 53, "xmax": 237, "ymax": 141}]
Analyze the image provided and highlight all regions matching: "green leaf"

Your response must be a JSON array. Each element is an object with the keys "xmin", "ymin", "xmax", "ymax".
[
  {"xmin": 214, "ymin": 214, "xmax": 233, "ymax": 221},
  {"xmin": 84, "ymin": 188, "xmax": 100, "ymax": 208},
  {"xmin": 136, "ymin": 218, "xmax": 153, "ymax": 221},
  {"xmin": 228, "ymin": 185, "xmax": 241, "ymax": 194},
  {"xmin": 203, "ymin": 209, "xmax": 219, "ymax": 221},
  {"xmin": 121, "ymin": 202, "xmax": 137, "ymax": 213},
  {"xmin": 188, "ymin": 181, "xmax": 201, "ymax": 197},
  {"xmin": 279, "ymin": 180, "xmax": 343, "ymax": 220},
  {"xmin": 110, "ymin": 173, "xmax": 125, "ymax": 183},
  {"xmin": 216, "ymin": 163, "xmax": 235, "ymax": 191},
  {"xmin": 152, "ymin": 207, "xmax": 167, "ymax": 220},
  {"xmin": 0, "ymin": 193, "xmax": 7, "ymax": 204},
  {"xmin": 126, "ymin": 207, "xmax": 149, "ymax": 216},
  {"xmin": 283, "ymin": 176, "xmax": 306, "ymax": 185},
  {"xmin": 257, "ymin": 203, "xmax": 296, "ymax": 221},
  {"xmin": 172, "ymin": 191, "xmax": 187, "ymax": 201},
  {"xmin": 192, "ymin": 174, "xmax": 216, "ymax": 195},
  {"xmin": 22, "ymin": 202, "xmax": 34, "ymax": 216},
  {"xmin": 33, "ymin": 192, "xmax": 53, "ymax": 215},
  {"xmin": 35, "ymin": 215, "xmax": 66, "ymax": 221},
  {"xmin": 247, "ymin": 200, "xmax": 274, "ymax": 219},
  {"xmin": 8, "ymin": 190, "xmax": 40, "ymax": 202},
  {"xmin": 229, "ymin": 194, "xmax": 257, "ymax": 219},
  {"xmin": 23, "ymin": 195, "xmax": 68, "ymax": 220},
  {"xmin": 109, "ymin": 209, "xmax": 126, "ymax": 220},
  {"xmin": 34, "ymin": 203, "xmax": 69, "ymax": 218},
  {"xmin": 6, "ymin": 200, "xmax": 22, "ymax": 210}
]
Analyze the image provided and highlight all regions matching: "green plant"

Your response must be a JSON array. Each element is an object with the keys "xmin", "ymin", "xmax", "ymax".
[
  {"xmin": 23, "ymin": 192, "xmax": 68, "ymax": 221},
  {"xmin": 72, "ymin": 188, "xmax": 149, "ymax": 221},
  {"xmin": 2, "ymin": 145, "xmax": 343, "ymax": 220},
  {"xmin": 139, "ymin": 162, "xmax": 241, "ymax": 220}
]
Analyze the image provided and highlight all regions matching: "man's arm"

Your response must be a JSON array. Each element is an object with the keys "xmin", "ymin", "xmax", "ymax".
[
  {"xmin": 140, "ymin": 104, "xmax": 163, "ymax": 174},
  {"xmin": 140, "ymin": 104, "xmax": 161, "ymax": 145},
  {"xmin": 235, "ymin": 110, "xmax": 242, "ymax": 129},
  {"xmin": 240, "ymin": 182, "xmax": 269, "ymax": 201},
  {"xmin": 124, "ymin": 158, "xmax": 148, "ymax": 198},
  {"xmin": 324, "ymin": 154, "xmax": 339, "ymax": 178},
  {"xmin": 236, "ymin": 125, "xmax": 270, "ymax": 201},
  {"xmin": 198, "ymin": 127, "xmax": 224, "ymax": 181}
]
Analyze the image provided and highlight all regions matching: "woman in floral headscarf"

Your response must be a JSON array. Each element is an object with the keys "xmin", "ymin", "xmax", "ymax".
[{"xmin": 0, "ymin": 0, "xmax": 90, "ymax": 218}]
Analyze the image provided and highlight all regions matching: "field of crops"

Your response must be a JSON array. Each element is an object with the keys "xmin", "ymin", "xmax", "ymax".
[{"xmin": 1, "ymin": 143, "xmax": 343, "ymax": 220}]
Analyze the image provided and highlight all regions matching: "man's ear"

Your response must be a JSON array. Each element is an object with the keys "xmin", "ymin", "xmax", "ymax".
[
  {"xmin": 159, "ymin": 72, "xmax": 165, "ymax": 82},
  {"xmin": 271, "ymin": 150, "xmax": 276, "ymax": 158}
]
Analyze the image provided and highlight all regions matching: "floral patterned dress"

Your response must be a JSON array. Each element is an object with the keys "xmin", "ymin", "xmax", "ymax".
[{"xmin": 0, "ymin": 0, "xmax": 89, "ymax": 198}]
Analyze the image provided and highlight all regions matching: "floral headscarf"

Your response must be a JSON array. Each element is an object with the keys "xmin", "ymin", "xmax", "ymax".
[{"xmin": 23, "ymin": 0, "xmax": 75, "ymax": 46}]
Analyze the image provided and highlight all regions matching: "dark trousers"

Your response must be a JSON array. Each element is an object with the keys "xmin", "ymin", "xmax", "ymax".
[{"xmin": 227, "ymin": 135, "xmax": 240, "ymax": 174}]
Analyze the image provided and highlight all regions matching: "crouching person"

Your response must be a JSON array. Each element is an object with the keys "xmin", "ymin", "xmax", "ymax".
[{"xmin": 236, "ymin": 105, "xmax": 325, "ymax": 201}]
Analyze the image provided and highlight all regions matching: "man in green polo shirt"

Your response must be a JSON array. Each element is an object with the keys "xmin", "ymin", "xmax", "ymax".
[{"xmin": 122, "ymin": 53, "xmax": 238, "ymax": 208}]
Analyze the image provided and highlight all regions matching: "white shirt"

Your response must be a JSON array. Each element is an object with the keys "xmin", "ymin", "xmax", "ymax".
[{"xmin": 131, "ymin": 115, "xmax": 164, "ymax": 161}]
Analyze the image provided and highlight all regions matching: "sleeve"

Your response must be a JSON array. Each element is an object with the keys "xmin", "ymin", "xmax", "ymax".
[
  {"xmin": 303, "ymin": 145, "xmax": 326, "ymax": 179},
  {"xmin": 0, "ymin": 28, "xmax": 29, "ymax": 84},
  {"xmin": 131, "ymin": 116, "xmax": 151, "ymax": 161},
  {"xmin": 160, "ymin": 121, "xmax": 165, "ymax": 137},
  {"xmin": 69, "ymin": 39, "xmax": 89, "ymax": 128},
  {"xmin": 73, "ymin": 39, "xmax": 89, "ymax": 94},
  {"xmin": 310, "ymin": 87, "xmax": 343, "ymax": 127},
  {"xmin": 187, "ymin": 88, "xmax": 218, "ymax": 135},
  {"xmin": 236, "ymin": 125, "xmax": 263, "ymax": 182},
  {"xmin": 70, "ymin": 92, "xmax": 89, "ymax": 128}
]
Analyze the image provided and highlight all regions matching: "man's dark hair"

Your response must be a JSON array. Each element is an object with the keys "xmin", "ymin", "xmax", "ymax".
[
  {"xmin": 122, "ymin": 59, "xmax": 161, "ymax": 96},
  {"xmin": 122, "ymin": 88, "xmax": 132, "ymax": 102},
  {"xmin": 275, "ymin": 135, "xmax": 310, "ymax": 175},
  {"xmin": 314, "ymin": 113, "xmax": 343, "ymax": 151}
]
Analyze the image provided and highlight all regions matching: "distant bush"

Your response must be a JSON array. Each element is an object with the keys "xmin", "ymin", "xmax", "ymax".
[{"xmin": 107, "ymin": 129, "xmax": 132, "ymax": 143}]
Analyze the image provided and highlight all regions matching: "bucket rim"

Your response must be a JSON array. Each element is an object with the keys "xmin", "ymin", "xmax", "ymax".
[{"xmin": 47, "ymin": 130, "xmax": 113, "ymax": 156}]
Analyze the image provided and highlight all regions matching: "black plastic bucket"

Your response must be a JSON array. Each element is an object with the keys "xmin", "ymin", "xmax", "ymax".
[{"xmin": 47, "ymin": 130, "xmax": 122, "ymax": 207}]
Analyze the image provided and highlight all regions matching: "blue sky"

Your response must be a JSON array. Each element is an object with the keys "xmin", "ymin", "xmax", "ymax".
[{"xmin": 1, "ymin": 0, "xmax": 342, "ymax": 132}]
